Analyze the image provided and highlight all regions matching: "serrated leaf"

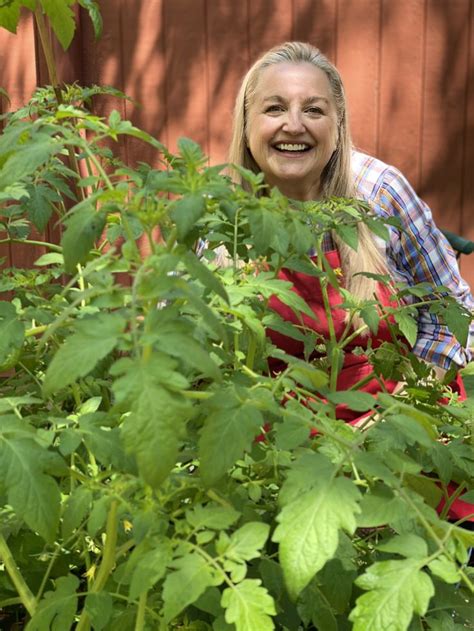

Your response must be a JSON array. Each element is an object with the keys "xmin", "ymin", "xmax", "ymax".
[
  {"xmin": 0, "ymin": 131, "xmax": 58, "ymax": 191},
  {"xmin": 61, "ymin": 486, "xmax": 92, "ymax": 540},
  {"xmin": 34, "ymin": 252, "xmax": 64, "ymax": 266},
  {"xmin": 162, "ymin": 553, "xmax": 221, "ymax": 622},
  {"xmin": 0, "ymin": 301, "xmax": 24, "ymax": 367},
  {"xmin": 357, "ymin": 485, "xmax": 407, "ymax": 527},
  {"xmin": 337, "ymin": 223, "xmax": 359, "ymax": 251},
  {"xmin": 326, "ymin": 390, "xmax": 375, "ymax": 412},
  {"xmin": 61, "ymin": 205, "xmax": 106, "ymax": 273},
  {"xmin": 187, "ymin": 504, "xmax": 241, "ymax": 531},
  {"xmin": 115, "ymin": 356, "xmax": 192, "ymax": 488},
  {"xmin": 349, "ymin": 560, "xmax": 435, "ymax": 631},
  {"xmin": 78, "ymin": 0, "xmax": 102, "ymax": 37},
  {"xmin": 129, "ymin": 540, "xmax": 173, "ymax": 600},
  {"xmin": 0, "ymin": 436, "xmax": 60, "ymax": 542},
  {"xmin": 297, "ymin": 580, "xmax": 338, "ymax": 631},
  {"xmin": 84, "ymin": 592, "xmax": 112, "ymax": 631},
  {"xmin": 394, "ymin": 310, "xmax": 418, "ymax": 347},
  {"xmin": 184, "ymin": 250, "xmax": 229, "ymax": 303},
  {"xmin": 273, "ymin": 454, "xmax": 361, "ymax": 600},
  {"xmin": 442, "ymin": 301, "xmax": 471, "ymax": 348},
  {"xmin": 223, "ymin": 522, "xmax": 269, "ymax": 563},
  {"xmin": 199, "ymin": 388, "xmax": 264, "ymax": 486},
  {"xmin": 40, "ymin": 0, "xmax": 76, "ymax": 50},
  {"xmin": 428, "ymin": 555, "xmax": 460, "ymax": 584},
  {"xmin": 172, "ymin": 194, "xmax": 205, "ymax": 239},
  {"xmin": 377, "ymin": 534, "xmax": 428, "ymax": 559},
  {"xmin": 43, "ymin": 313, "xmax": 125, "ymax": 395},
  {"xmin": 360, "ymin": 304, "xmax": 380, "ymax": 334},
  {"xmin": 222, "ymin": 579, "xmax": 276, "ymax": 631},
  {"xmin": 23, "ymin": 184, "xmax": 59, "ymax": 231},
  {"xmin": 26, "ymin": 574, "xmax": 79, "ymax": 631},
  {"xmin": 247, "ymin": 207, "xmax": 279, "ymax": 253}
]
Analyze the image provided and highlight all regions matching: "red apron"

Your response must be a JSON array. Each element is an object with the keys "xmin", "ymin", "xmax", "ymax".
[
  {"xmin": 267, "ymin": 249, "xmax": 398, "ymax": 422},
  {"xmin": 266, "ymin": 249, "xmax": 472, "ymax": 522}
]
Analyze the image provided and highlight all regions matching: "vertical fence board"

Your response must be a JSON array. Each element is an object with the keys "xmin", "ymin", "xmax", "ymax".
[
  {"xmin": 460, "ymin": 0, "xmax": 474, "ymax": 288},
  {"xmin": 248, "ymin": 0, "xmax": 294, "ymax": 62},
  {"xmin": 206, "ymin": 1, "xmax": 250, "ymax": 164},
  {"xmin": 420, "ymin": 0, "xmax": 469, "ymax": 234},
  {"xmin": 377, "ymin": 0, "xmax": 425, "ymax": 188},
  {"xmin": 294, "ymin": 0, "xmax": 337, "ymax": 61},
  {"xmin": 163, "ymin": 0, "xmax": 208, "ymax": 155},
  {"xmin": 336, "ymin": 0, "xmax": 381, "ymax": 155}
]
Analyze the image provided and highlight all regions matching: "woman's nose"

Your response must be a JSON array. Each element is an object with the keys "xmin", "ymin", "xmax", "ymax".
[{"xmin": 282, "ymin": 111, "xmax": 305, "ymax": 134}]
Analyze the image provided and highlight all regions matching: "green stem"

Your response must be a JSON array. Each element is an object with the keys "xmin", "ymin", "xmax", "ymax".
[
  {"xmin": 76, "ymin": 499, "xmax": 119, "ymax": 631},
  {"xmin": 134, "ymin": 591, "xmax": 147, "ymax": 631},
  {"xmin": 33, "ymin": 2, "xmax": 60, "ymax": 92},
  {"xmin": 0, "ymin": 533, "xmax": 36, "ymax": 617},
  {"xmin": 246, "ymin": 332, "xmax": 257, "ymax": 370},
  {"xmin": 0, "ymin": 238, "xmax": 62, "ymax": 253}
]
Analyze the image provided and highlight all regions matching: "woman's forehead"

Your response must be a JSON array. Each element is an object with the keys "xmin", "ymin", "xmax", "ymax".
[{"xmin": 252, "ymin": 62, "xmax": 333, "ymax": 102}]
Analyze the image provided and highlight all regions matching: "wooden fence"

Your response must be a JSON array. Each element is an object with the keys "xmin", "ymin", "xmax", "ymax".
[{"xmin": 1, "ymin": 0, "xmax": 473, "ymax": 286}]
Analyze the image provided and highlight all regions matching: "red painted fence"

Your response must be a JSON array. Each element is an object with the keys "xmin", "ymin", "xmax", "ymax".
[{"xmin": 1, "ymin": 0, "xmax": 473, "ymax": 286}]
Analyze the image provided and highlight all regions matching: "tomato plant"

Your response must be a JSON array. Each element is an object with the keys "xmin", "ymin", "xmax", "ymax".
[{"xmin": 0, "ymin": 3, "xmax": 473, "ymax": 631}]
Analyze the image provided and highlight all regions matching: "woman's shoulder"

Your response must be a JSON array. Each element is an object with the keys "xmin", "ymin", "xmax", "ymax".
[{"xmin": 351, "ymin": 150, "xmax": 404, "ymax": 201}]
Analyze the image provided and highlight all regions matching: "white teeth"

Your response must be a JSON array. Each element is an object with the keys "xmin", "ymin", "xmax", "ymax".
[{"xmin": 275, "ymin": 143, "xmax": 310, "ymax": 151}]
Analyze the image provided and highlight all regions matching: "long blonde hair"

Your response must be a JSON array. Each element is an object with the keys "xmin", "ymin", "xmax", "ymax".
[{"xmin": 228, "ymin": 42, "xmax": 388, "ymax": 310}]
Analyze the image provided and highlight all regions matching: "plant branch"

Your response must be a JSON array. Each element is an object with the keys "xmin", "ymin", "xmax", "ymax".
[{"xmin": 0, "ymin": 533, "xmax": 36, "ymax": 617}]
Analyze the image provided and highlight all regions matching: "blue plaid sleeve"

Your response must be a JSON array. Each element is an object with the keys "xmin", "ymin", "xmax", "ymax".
[{"xmin": 374, "ymin": 166, "xmax": 473, "ymax": 368}]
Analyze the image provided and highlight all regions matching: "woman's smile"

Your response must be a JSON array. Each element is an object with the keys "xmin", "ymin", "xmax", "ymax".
[{"xmin": 246, "ymin": 62, "xmax": 338, "ymax": 200}]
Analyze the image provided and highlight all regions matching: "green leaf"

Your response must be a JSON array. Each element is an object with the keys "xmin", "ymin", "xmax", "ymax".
[
  {"xmin": 0, "ymin": 130, "xmax": 58, "ymax": 191},
  {"xmin": 360, "ymin": 304, "xmax": 380, "ymax": 334},
  {"xmin": 172, "ymin": 194, "xmax": 205, "ymax": 239},
  {"xmin": 441, "ymin": 301, "xmax": 471, "ymax": 348},
  {"xmin": 23, "ymin": 184, "xmax": 59, "ymax": 232},
  {"xmin": 61, "ymin": 486, "xmax": 92, "ymax": 540},
  {"xmin": 40, "ymin": 0, "xmax": 76, "ymax": 50},
  {"xmin": 349, "ymin": 560, "xmax": 435, "ymax": 631},
  {"xmin": 298, "ymin": 581, "xmax": 338, "ymax": 631},
  {"xmin": 273, "ymin": 454, "xmax": 361, "ymax": 600},
  {"xmin": 184, "ymin": 250, "xmax": 229, "ymax": 303},
  {"xmin": 115, "ymin": 356, "xmax": 192, "ymax": 488},
  {"xmin": 84, "ymin": 592, "xmax": 113, "ymax": 631},
  {"xmin": 326, "ymin": 390, "xmax": 375, "ymax": 412},
  {"xmin": 357, "ymin": 485, "xmax": 407, "ymax": 527},
  {"xmin": 43, "ymin": 313, "xmax": 125, "ymax": 395},
  {"xmin": 247, "ymin": 207, "xmax": 278, "ymax": 253},
  {"xmin": 221, "ymin": 579, "xmax": 276, "ymax": 631},
  {"xmin": 34, "ymin": 252, "xmax": 64, "ymax": 266},
  {"xmin": 162, "ymin": 553, "xmax": 221, "ymax": 622},
  {"xmin": 428, "ymin": 555, "xmax": 460, "ymax": 584},
  {"xmin": 186, "ymin": 504, "xmax": 241, "ymax": 531},
  {"xmin": 221, "ymin": 522, "xmax": 270, "ymax": 563},
  {"xmin": 0, "ymin": 301, "xmax": 24, "ymax": 368},
  {"xmin": 0, "ymin": 436, "xmax": 60, "ymax": 542},
  {"xmin": 61, "ymin": 205, "xmax": 106, "ymax": 273},
  {"xmin": 129, "ymin": 540, "xmax": 173, "ymax": 600},
  {"xmin": 394, "ymin": 310, "xmax": 418, "ymax": 347},
  {"xmin": 199, "ymin": 387, "xmax": 265, "ymax": 486},
  {"xmin": 78, "ymin": 0, "xmax": 102, "ymax": 38},
  {"xmin": 377, "ymin": 534, "xmax": 428, "ymax": 559},
  {"xmin": 337, "ymin": 223, "xmax": 359, "ymax": 251},
  {"xmin": 26, "ymin": 574, "xmax": 79, "ymax": 631}
]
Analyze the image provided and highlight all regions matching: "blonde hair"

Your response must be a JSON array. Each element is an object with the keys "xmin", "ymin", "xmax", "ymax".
[{"xmin": 228, "ymin": 42, "xmax": 388, "ymax": 315}]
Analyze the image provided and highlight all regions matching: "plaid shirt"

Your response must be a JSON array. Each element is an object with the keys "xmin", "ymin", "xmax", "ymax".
[{"xmin": 351, "ymin": 150, "xmax": 473, "ymax": 369}]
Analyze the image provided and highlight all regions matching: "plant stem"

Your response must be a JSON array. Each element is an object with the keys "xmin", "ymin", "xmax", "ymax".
[
  {"xmin": 134, "ymin": 591, "xmax": 147, "ymax": 631},
  {"xmin": 33, "ymin": 2, "xmax": 60, "ymax": 95},
  {"xmin": 76, "ymin": 499, "xmax": 119, "ymax": 631},
  {"xmin": 0, "ymin": 533, "xmax": 36, "ymax": 617},
  {"xmin": 0, "ymin": 238, "xmax": 62, "ymax": 253}
]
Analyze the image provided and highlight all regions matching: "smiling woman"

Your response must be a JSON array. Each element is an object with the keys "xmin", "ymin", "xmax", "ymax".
[{"xmin": 228, "ymin": 41, "xmax": 474, "ymax": 401}]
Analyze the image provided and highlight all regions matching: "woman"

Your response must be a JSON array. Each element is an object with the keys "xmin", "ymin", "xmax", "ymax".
[{"xmin": 228, "ymin": 41, "xmax": 473, "ymax": 404}]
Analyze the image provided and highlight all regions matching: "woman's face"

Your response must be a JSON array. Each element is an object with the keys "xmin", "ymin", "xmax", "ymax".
[{"xmin": 246, "ymin": 62, "xmax": 339, "ymax": 200}]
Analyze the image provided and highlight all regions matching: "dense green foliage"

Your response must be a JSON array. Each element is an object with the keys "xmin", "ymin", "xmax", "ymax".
[
  {"xmin": 0, "ymin": 84, "xmax": 473, "ymax": 630},
  {"xmin": 1, "ymin": 2, "xmax": 474, "ymax": 628}
]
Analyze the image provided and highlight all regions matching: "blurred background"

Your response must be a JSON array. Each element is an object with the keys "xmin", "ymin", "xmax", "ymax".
[{"xmin": 1, "ymin": 0, "xmax": 473, "ymax": 286}]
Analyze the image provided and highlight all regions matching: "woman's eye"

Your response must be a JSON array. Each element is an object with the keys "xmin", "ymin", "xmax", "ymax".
[
  {"xmin": 265, "ymin": 105, "xmax": 284, "ymax": 113},
  {"xmin": 306, "ymin": 107, "xmax": 324, "ymax": 115}
]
